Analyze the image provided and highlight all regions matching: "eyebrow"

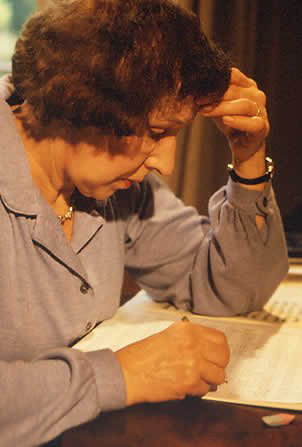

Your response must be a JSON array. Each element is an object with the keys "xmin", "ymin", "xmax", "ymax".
[
  {"xmin": 196, "ymin": 99, "xmax": 221, "ymax": 111},
  {"xmin": 152, "ymin": 118, "xmax": 185, "ymax": 125},
  {"xmin": 149, "ymin": 117, "xmax": 193, "ymax": 129}
]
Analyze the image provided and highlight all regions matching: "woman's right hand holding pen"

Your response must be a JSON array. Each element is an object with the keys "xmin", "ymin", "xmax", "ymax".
[{"xmin": 116, "ymin": 318, "xmax": 230, "ymax": 406}]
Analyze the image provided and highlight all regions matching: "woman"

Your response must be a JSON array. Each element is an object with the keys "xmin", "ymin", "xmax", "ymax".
[{"xmin": 0, "ymin": 0, "xmax": 287, "ymax": 445}]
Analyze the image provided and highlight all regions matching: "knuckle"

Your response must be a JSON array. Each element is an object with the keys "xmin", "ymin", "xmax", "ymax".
[
  {"xmin": 222, "ymin": 347, "xmax": 231, "ymax": 366},
  {"xmin": 199, "ymin": 382, "xmax": 210, "ymax": 396},
  {"xmin": 242, "ymin": 97, "xmax": 251, "ymax": 108},
  {"xmin": 181, "ymin": 327, "xmax": 195, "ymax": 349},
  {"xmin": 216, "ymin": 368, "xmax": 227, "ymax": 385},
  {"xmin": 248, "ymin": 101, "xmax": 256, "ymax": 115},
  {"xmin": 214, "ymin": 330, "xmax": 228, "ymax": 346},
  {"xmin": 184, "ymin": 376, "xmax": 197, "ymax": 391},
  {"xmin": 169, "ymin": 321, "xmax": 190, "ymax": 337},
  {"xmin": 174, "ymin": 391, "xmax": 186, "ymax": 400},
  {"xmin": 182, "ymin": 364, "xmax": 200, "ymax": 389},
  {"xmin": 257, "ymin": 90, "xmax": 266, "ymax": 105},
  {"xmin": 266, "ymin": 120, "xmax": 270, "ymax": 133},
  {"xmin": 215, "ymin": 343, "xmax": 230, "ymax": 368},
  {"xmin": 171, "ymin": 324, "xmax": 201, "ymax": 357},
  {"xmin": 250, "ymin": 78, "xmax": 258, "ymax": 87}
]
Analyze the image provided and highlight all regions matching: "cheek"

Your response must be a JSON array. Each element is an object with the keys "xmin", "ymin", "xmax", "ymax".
[
  {"xmin": 123, "ymin": 136, "xmax": 144, "ymax": 152},
  {"xmin": 69, "ymin": 144, "xmax": 151, "ymax": 189},
  {"xmin": 67, "ymin": 158, "xmax": 105, "ymax": 188},
  {"xmin": 141, "ymin": 137, "xmax": 157, "ymax": 152}
]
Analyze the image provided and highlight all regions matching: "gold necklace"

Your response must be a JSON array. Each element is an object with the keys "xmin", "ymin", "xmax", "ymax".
[{"xmin": 58, "ymin": 205, "xmax": 74, "ymax": 224}]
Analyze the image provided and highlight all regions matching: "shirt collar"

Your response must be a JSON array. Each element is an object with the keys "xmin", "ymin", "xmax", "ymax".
[
  {"xmin": 0, "ymin": 76, "xmax": 39, "ymax": 216},
  {"xmin": 0, "ymin": 76, "xmax": 107, "ymax": 227}
]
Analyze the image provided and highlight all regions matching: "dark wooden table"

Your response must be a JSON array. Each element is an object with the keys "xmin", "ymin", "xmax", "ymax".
[
  {"xmin": 59, "ymin": 398, "xmax": 302, "ymax": 447},
  {"xmin": 54, "ymin": 279, "xmax": 302, "ymax": 446}
]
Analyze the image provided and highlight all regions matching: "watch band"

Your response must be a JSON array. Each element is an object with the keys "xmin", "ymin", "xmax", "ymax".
[{"xmin": 228, "ymin": 157, "xmax": 274, "ymax": 185}]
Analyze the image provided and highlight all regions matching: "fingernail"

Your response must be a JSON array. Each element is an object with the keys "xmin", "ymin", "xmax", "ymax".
[
  {"xmin": 223, "ymin": 116, "xmax": 235, "ymax": 124},
  {"xmin": 201, "ymin": 106, "xmax": 214, "ymax": 114}
]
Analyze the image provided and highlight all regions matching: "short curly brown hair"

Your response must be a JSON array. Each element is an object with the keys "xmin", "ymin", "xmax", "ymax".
[{"xmin": 12, "ymin": 0, "xmax": 231, "ymax": 140}]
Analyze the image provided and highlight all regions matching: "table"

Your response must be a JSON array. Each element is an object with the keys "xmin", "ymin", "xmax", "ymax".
[
  {"xmin": 48, "ymin": 276, "xmax": 302, "ymax": 447},
  {"xmin": 60, "ymin": 398, "xmax": 302, "ymax": 447}
]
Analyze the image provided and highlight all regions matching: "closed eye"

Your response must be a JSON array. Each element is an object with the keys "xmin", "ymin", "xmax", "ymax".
[{"xmin": 149, "ymin": 128, "xmax": 177, "ymax": 141}]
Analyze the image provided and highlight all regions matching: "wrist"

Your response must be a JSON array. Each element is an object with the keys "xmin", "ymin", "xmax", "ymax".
[
  {"xmin": 230, "ymin": 147, "xmax": 271, "ymax": 191},
  {"xmin": 232, "ymin": 146, "xmax": 266, "ymax": 178}
]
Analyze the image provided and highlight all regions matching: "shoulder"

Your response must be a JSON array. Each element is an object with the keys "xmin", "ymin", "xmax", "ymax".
[{"xmin": 0, "ymin": 74, "xmax": 15, "ymax": 102}]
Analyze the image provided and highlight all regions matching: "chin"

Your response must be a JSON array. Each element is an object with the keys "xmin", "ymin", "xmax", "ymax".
[{"xmin": 77, "ymin": 186, "xmax": 111, "ymax": 201}]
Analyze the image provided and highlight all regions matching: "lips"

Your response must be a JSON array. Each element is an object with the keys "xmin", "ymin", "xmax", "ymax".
[
  {"xmin": 117, "ymin": 179, "xmax": 133, "ymax": 189},
  {"xmin": 120, "ymin": 177, "xmax": 143, "ymax": 183}
]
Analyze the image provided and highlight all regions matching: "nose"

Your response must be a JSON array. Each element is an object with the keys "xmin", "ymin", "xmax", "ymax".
[{"xmin": 144, "ymin": 137, "xmax": 176, "ymax": 176}]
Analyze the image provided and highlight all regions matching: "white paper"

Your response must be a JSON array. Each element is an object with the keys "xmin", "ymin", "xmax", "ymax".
[
  {"xmin": 74, "ymin": 289, "xmax": 302, "ymax": 405},
  {"xmin": 263, "ymin": 280, "xmax": 302, "ymax": 322}
]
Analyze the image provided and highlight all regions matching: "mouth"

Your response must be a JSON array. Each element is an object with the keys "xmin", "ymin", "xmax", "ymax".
[
  {"xmin": 119, "ymin": 177, "xmax": 144, "ymax": 184},
  {"xmin": 117, "ymin": 179, "xmax": 133, "ymax": 189}
]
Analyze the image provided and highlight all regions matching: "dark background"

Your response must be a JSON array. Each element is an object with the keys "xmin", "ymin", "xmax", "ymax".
[
  {"xmin": 256, "ymin": 1, "xmax": 302, "ymax": 234},
  {"xmin": 215, "ymin": 0, "xmax": 302, "ymax": 253}
]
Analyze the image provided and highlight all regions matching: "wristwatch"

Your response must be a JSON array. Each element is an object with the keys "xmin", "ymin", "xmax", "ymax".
[{"xmin": 227, "ymin": 156, "xmax": 274, "ymax": 185}]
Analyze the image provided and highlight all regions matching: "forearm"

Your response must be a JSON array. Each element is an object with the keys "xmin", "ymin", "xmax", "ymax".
[
  {"xmin": 191, "ymin": 180, "xmax": 289, "ymax": 316},
  {"xmin": 0, "ymin": 348, "xmax": 126, "ymax": 447},
  {"xmin": 125, "ymin": 174, "xmax": 288, "ymax": 316},
  {"xmin": 232, "ymin": 145, "xmax": 266, "ymax": 188},
  {"xmin": 233, "ymin": 146, "xmax": 268, "ymax": 230}
]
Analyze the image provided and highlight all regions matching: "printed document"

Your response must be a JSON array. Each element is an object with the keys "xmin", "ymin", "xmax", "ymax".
[{"xmin": 74, "ymin": 281, "xmax": 302, "ymax": 410}]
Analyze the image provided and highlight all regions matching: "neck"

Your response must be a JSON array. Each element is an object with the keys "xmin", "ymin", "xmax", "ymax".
[{"xmin": 13, "ymin": 106, "xmax": 75, "ymax": 215}]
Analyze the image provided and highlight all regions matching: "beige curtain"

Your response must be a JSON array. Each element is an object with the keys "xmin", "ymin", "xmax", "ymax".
[{"xmin": 166, "ymin": 0, "xmax": 260, "ymax": 214}]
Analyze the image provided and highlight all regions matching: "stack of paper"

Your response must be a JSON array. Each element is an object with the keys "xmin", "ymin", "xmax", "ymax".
[{"xmin": 74, "ymin": 281, "xmax": 302, "ymax": 410}]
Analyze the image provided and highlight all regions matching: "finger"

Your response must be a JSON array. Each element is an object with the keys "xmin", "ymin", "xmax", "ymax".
[
  {"xmin": 222, "ymin": 115, "xmax": 267, "ymax": 134},
  {"xmin": 209, "ymin": 384, "xmax": 218, "ymax": 392},
  {"xmin": 186, "ymin": 379, "xmax": 211, "ymax": 397},
  {"xmin": 199, "ymin": 338, "xmax": 231, "ymax": 368},
  {"xmin": 199, "ymin": 360, "xmax": 227, "ymax": 385},
  {"xmin": 231, "ymin": 67, "xmax": 257, "ymax": 88},
  {"xmin": 221, "ymin": 85, "xmax": 244, "ymax": 102},
  {"xmin": 221, "ymin": 85, "xmax": 263, "ymax": 104},
  {"xmin": 168, "ymin": 320, "xmax": 228, "ymax": 348},
  {"xmin": 192, "ymin": 323, "xmax": 229, "ymax": 346},
  {"xmin": 202, "ymin": 99, "xmax": 260, "ymax": 118}
]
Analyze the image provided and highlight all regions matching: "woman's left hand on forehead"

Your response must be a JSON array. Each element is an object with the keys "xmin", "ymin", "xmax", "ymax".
[{"xmin": 200, "ymin": 67, "xmax": 270, "ymax": 162}]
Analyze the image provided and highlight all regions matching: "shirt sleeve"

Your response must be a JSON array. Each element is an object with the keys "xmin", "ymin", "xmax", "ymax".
[
  {"xmin": 0, "ymin": 348, "xmax": 126, "ymax": 447},
  {"xmin": 0, "ymin": 78, "xmax": 128, "ymax": 447},
  {"xmin": 124, "ymin": 173, "xmax": 289, "ymax": 316}
]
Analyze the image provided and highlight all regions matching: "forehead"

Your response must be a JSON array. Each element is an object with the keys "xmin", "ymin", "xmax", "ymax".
[{"xmin": 149, "ymin": 95, "xmax": 217, "ymax": 127}]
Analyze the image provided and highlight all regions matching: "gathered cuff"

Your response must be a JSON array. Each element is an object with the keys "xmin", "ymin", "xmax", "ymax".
[
  {"xmin": 86, "ymin": 349, "xmax": 127, "ymax": 412},
  {"xmin": 226, "ymin": 177, "xmax": 273, "ymax": 215}
]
